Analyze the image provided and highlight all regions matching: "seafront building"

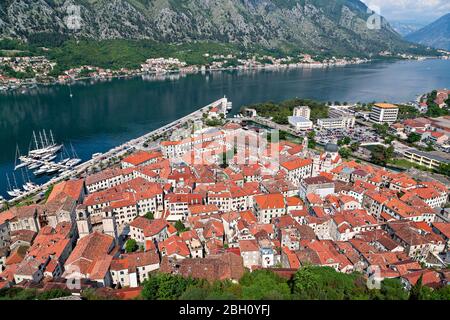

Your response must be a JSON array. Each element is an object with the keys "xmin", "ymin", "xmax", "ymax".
[{"xmin": 370, "ymin": 103, "xmax": 399, "ymax": 124}]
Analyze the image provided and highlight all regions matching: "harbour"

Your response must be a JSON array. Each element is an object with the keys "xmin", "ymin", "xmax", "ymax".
[{"xmin": 3, "ymin": 97, "xmax": 230, "ymax": 205}]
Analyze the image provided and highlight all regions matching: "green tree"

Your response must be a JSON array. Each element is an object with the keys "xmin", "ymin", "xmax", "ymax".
[
  {"xmin": 407, "ymin": 132, "xmax": 421, "ymax": 144},
  {"xmin": 409, "ymin": 275, "xmax": 432, "ymax": 300},
  {"xmin": 144, "ymin": 212, "xmax": 154, "ymax": 220},
  {"xmin": 292, "ymin": 266, "xmax": 369, "ymax": 300},
  {"xmin": 430, "ymin": 285, "xmax": 450, "ymax": 300},
  {"xmin": 342, "ymin": 136, "xmax": 351, "ymax": 145},
  {"xmin": 437, "ymin": 163, "xmax": 450, "ymax": 177},
  {"xmin": 307, "ymin": 131, "xmax": 316, "ymax": 149},
  {"xmin": 37, "ymin": 289, "xmax": 72, "ymax": 300},
  {"xmin": 372, "ymin": 278, "xmax": 409, "ymax": 300},
  {"xmin": 175, "ymin": 220, "xmax": 187, "ymax": 233},
  {"xmin": 240, "ymin": 270, "xmax": 291, "ymax": 300},
  {"xmin": 350, "ymin": 142, "xmax": 360, "ymax": 152},
  {"xmin": 373, "ymin": 123, "xmax": 389, "ymax": 137},
  {"xmin": 339, "ymin": 147, "xmax": 351, "ymax": 159},
  {"xmin": 371, "ymin": 145, "xmax": 393, "ymax": 166},
  {"xmin": 141, "ymin": 274, "xmax": 198, "ymax": 300},
  {"xmin": 125, "ymin": 239, "xmax": 138, "ymax": 253}
]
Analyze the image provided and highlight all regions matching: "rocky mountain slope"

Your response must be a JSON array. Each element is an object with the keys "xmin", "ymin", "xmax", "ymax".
[
  {"xmin": 0, "ymin": 0, "xmax": 421, "ymax": 55},
  {"xmin": 406, "ymin": 13, "xmax": 450, "ymax": 51},
  {"xmin": 389, "ymin": 21, "xmax": 425, "ymax": 37}
]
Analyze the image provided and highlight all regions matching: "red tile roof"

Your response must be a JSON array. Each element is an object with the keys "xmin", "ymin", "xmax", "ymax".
[
  {"xmin": 122, "ymin": 151, "xmax": 162, "ymax": 166},
  {"xmin": 280, "ymin": 158, "xmax": 312, "ymax": 171},
  {"xmin": 254, "ymin": 193, "xmax": 285, "ymax": 210},
  {"xmin": 47, "ymin": 179, "xmax": 84, "ymax": 203}
]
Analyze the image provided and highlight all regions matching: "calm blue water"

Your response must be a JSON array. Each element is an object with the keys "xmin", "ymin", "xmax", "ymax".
[{"xmin": 1, "ymin": 59, "xmax": 450, "ymax": 198}]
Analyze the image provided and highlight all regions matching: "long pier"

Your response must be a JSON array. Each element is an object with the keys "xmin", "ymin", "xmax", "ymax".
[{"xmin": 6, "ymin": 97, "xmax": 229, "ymax": 206}]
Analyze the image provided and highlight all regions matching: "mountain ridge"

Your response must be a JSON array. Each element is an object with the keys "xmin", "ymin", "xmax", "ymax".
[
  {"xmin": 406, "ymin": 13, "xmax": 450, "ymax": 51},
  {"xmin": 0, "ymin": 0, "xmax": 429, "ymax": 56}
]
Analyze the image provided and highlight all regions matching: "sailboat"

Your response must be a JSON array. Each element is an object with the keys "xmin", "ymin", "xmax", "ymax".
[
  {"xmin": 11, "ymin": 173, "xmax": 21, "ymax": 193},
  {"xmin": 28, "ymin": 129, "xmax": 63, "ymax": 157},
  {"xmin": 29, "ymin": 130, "xmax": 48, "ymax": 157},
  {"xmin": 14, "ymin": 145, "xmax": 30, "ymax": 170},
  {"xmin": 66, "ymin": 143, "xmax": 81, "ymax": 167},
  {"xmin": 47, "ymin": 130, "xmax": 63, "ymax": 153},
  {"xmin": 58, "ymin": 144, "xmax": 71, "ymax": 165},
  {"xmin": 22, "ymin": 169, "xmax": 38, "ymax": 191},
  {"xmin": 34, "ymin": 167, "xmax": 49, "ymax": 176},
  {"xmin": 6, "ymin": 173, "xmax": 22, "ymax": 198},
  {"xmin": 28, "ymin": 161, "xmax": 42, "ymax": 170}
]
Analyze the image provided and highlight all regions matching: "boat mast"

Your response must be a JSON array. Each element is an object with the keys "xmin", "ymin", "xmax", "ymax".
[
  {"xmin": 50, "ymin": 130, "xmax": 55, "ymax": 146},
  {"xmin": 25, "ymin": 167, "xmax": 31, "ymax": 183},
  {"xmin": 70, "ymin": 142, "xmax": 79, "ymax": 158},
  {"xmin": 43, "ymin": 129, "xmax": 49, "ymax": 147},
  {"xmin": 20, "ymin": 168, "xmax": 26, "ymax": 185},
  {"xmin": 33, "ymin": 131, "xmax": 39, "ymax": 150},
  {"xmin": 14, "ymin": 145, "xmax": 19, "ymax": 168},
  {"xmin": 39, "ymin": 131, "xmax": 45, "ymax": 149},
  {"xmin": 6, "ymin": 173, "xmax": 12, "ymax": 190},
  {"xmin": 12, "ymin": 173, "xmax": 19, "ymax": 189}
]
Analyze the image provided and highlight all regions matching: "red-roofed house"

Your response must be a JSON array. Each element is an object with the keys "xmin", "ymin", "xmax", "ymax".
[
  {"xmin": 63, "ymin": 232, "xmax": 115, "ymax": 287},
  {"xmin": 280, "ymin": 158, "xmax": 313, "ymax": 186},
  {"xmin": 401, "ymin": 269, "xmax": 442, "ymax": 290},
  {"xmin": 330, "ymin": 210, "xmax": 378, "ymax": 241},
  {"xmin": 239, "ymin": 239, "xmax": 260, "ymax": 268},
  {"xmin": 47, "ymin": 179, "xmax": 85, "ymax": 204},
  {"xmin": 129, "ymin": 217, "xmax": 168, "ymax": 245},
  {"xmin": 254, "ymin": 194, "xmax": 286, "ymax": 224},
  {"xmin": 110, "ymin": 250, "xmax": 160, "ymax": 287},
  {"xmin": 432, "ymin": 222, "xmax": 450, "ymax": 250},
  {"xmin": 159, "ymin": 235, "xmax": 190, "ymax": 259},
  {"xmin": 121, "ymin": 151, "xmax": 162, "ymax": 168}
]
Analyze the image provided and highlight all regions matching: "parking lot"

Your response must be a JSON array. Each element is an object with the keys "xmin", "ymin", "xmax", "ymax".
[{"xmin": 315, "ymin": 124, "xmax": 382, "ymax": 145}]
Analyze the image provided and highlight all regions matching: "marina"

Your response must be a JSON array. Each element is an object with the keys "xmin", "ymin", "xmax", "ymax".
[
  {"xmin": 6, "ymin": 130, "xmax": 84, "ymax": 200},
  {"xmin": 4, "ymin": 97, "xmax": 230, "ymax": 204}
]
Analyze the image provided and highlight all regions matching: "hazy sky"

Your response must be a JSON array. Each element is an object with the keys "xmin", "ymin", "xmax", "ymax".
[{"xmin": 361, "ymin": 0, "xmax": 450, "ymax": 23}]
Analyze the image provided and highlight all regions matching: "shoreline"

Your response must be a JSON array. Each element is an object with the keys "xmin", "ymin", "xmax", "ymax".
[
  {"xmin": 1, "ymin": 56, "xmax": 446, "ymax": 94},
  {"xmin": 0, "ymin": 57, "xmax": 385, "ymax": 93}
]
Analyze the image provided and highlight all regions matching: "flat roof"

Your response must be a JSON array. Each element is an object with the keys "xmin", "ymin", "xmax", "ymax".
[
  {"xmin": 374, "ymin": 103, "xmax": 398, "ymax": 109},
  {"xmin": 405, "ymin": 148, "xmax": 450, "ymax": 164},
  {"xmin": 288, "ymin": 116, "xmax": 312, "ymax": 123}
]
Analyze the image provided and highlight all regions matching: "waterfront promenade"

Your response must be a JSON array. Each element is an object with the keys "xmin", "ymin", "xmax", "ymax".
[{"xmin": 6, "ymin": 97, "xmax": 229, "ymax": 206}]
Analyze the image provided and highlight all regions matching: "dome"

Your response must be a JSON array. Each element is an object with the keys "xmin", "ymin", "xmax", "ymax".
[{"xmin": 324, "ymin": 143, "xmax": 339, "ymax": 153}]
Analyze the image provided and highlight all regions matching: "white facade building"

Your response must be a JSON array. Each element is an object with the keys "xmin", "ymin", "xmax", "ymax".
[
  {"xmin": 317, "ymin": 116, "xmax": 355, "ymax": 130},
  {"xmin": 370, "ymin": 103, "xmax": 399, "ymax": 124},
  {"xmin": 293, "ymin": 106, "xmax": 311, "ymax": 119},
  {"xmin": 288, "ymin": 116, "xmax": 313, "ymax": 130}
]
